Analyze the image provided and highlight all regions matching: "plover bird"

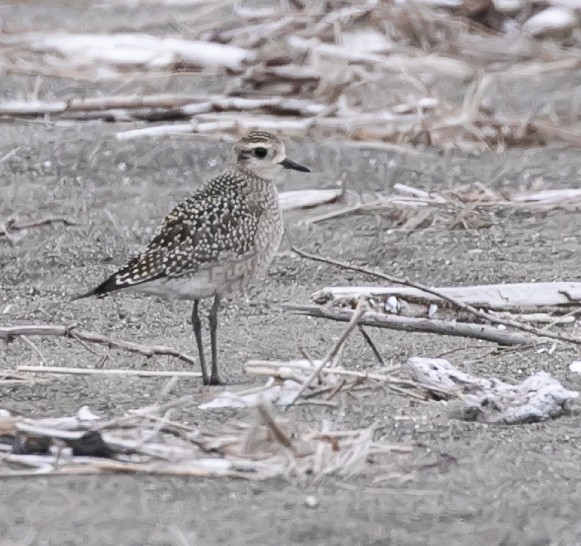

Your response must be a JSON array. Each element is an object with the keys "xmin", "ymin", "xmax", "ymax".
[{"xmin": 75, "ymin": 131, "xmax": 310, "ymax": 385}]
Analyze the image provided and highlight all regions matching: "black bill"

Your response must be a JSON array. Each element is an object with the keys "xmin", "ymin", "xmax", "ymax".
[{"xmin": 280, "ymin": 157, "xmax": 311, "ymax": 173}]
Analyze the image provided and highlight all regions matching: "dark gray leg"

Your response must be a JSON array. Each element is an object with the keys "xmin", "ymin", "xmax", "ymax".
[
  {"xmin": 192, "ymin": 300, "xmax": 209, "ymax": 385},
  {"xmin": 208, "ymin": 294, "xmax": 223, "ymax": 386}
]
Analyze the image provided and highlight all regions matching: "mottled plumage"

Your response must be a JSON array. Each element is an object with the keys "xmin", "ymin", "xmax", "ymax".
[{"xmin": 76, "ymin": 131, "xmax": 310, "ymax": 385}]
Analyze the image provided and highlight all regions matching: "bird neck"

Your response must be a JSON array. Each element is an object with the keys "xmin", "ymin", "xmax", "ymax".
[{"xmin": 230, "ymin": 166, "xmax": 276, "ymax": 188}]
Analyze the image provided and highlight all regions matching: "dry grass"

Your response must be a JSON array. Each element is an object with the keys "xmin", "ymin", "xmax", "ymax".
[
  {"xmin": 1, "ymin": 0, "xmax": 580, "ymax": 149},
  {"xmin": 307, "ymin": 182, "xmax": 581, "ymax": 229}
]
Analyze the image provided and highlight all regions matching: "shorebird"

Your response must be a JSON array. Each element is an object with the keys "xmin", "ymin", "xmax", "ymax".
[{"xmin": 75, "ymin": 131, "xmax": 310, "ymax": 385}]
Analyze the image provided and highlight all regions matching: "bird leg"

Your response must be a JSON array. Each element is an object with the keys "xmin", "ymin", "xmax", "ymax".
[
  {"xmin": 208, "ymin": 294, "xmax": 223, "ymax": 386},
  {"xmin": 191, "ymin": 300, "xmax": 209, "ymax": 385}
]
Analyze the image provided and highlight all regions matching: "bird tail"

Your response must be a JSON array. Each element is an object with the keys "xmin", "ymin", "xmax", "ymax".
[
  {"xmin": 71, "ymin": 257, "xmax": 164, "ymax": 302},
  {"xmin": 70, "ymin": 274, "xmax": 121, "ymax": 301}
]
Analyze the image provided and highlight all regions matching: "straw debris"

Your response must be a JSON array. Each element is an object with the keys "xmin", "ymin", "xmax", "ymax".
[
  {"xmin": 0, "ymin": 401, "xmax": 412, "ymax": 479},
  {"xmin": 1, "ymin": 0, "xmax": 581, "ymax": 149}
]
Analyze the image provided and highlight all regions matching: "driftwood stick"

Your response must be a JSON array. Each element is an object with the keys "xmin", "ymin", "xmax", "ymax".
[
  {"xmin": 291, "ymin": 247, "xmax": 581, "ymax": 345},
  {"xmin": 0, "ymin": 456, "xmax": 257, "ymax": 480},
  {"xmin": 0, "ymin": 325, "xmax": 197, "ymax": 367},
  {"xmin": 312, "ymin": 283, "xmax": 581, "ymax": 312},
  {"xmin": 0, "ymin": 95, "xmax": 326, "ymax": 120},
  {"xmin": 17, "ymin": 366, "xmax": 201, "ymax": 379},
  {"xmin": 245, "ymin": 359, "xmax": 407, "ymax": 384},
  {"xmin": 115, "ymin": 117, "xmax": 312, "ymax": 140},
  {"xmin": 284, "ymin": 304, "xmax": 533, "ymax": 346},
  {"xmin": 0, "ymin": 95, "xmax": 205, "ymax": 115}
]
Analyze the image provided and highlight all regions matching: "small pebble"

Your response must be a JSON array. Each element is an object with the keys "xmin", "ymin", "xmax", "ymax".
[{"xmin": 304, "ymin": 496, "xmax": 319, "ymax": 508}]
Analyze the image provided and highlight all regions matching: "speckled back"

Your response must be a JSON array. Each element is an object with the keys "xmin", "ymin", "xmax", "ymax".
[{"xmin": 112, "ymin": 168, "xmax": 284, "ymax": 297}]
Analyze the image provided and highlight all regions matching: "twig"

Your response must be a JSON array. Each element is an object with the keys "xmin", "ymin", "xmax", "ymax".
[
  {"xmin": 19, "ymin": 336, "xmax": 46, "ymax": 364},
  {"xmin": 287, "ymin": 302, "xmax": 367, "ymax": 406},
  {"xmin": 0, "ymin": 217, "xmax": 80, "ymax": 237},
  {"xmin": 92, "ymin": 394, "xmax": 196, "ymax": 432},
  {"xmin": 386, "ymin": 383, "xmax": 429, "ymax": 402},
  {"xmin": 1, "ymin": 325, "xmax": 198, "ymax": 367},
  {"xmin": 296, "ymin": 399, "xmax": 337, "ymax": 407},
  {"xmin": 17, "ymin": 366, "xmax": 202, "ymax": 379},
  {"xmin": 325, "ymin": 379, "xmax": 348, "ymax": 401},
  {"xmin": 0, "ymin": 370, "xmax": 40, "ymax": 385},
  {"xmin": 539, "ymin": 306, "xmax": 581, "ymax": 332},
  {"xmin": 291, "ymin": 247, "xmax": 581, "ymax": 346},
  {"xmin": 302, "ymin": 385, "xmax": 335, "ymax": 400},
  {"xmin": 0, "ymin": 147, "xmax": 20, "ymax": 164},
  {"xmin": 358, "ymin": 326, "xmax": 386, "ymax": 367},
  {"xmin": 256, "ymin": 402, "xmax": 294, "ymax": 451}
]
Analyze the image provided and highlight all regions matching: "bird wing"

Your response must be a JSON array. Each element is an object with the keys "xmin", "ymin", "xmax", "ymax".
[{"xmin": 76, "ymin": 189, "xmax": 262, "ymax": 298}]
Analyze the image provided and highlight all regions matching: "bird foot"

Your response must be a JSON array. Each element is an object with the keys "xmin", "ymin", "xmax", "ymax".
[{"xmin": 204, "ymin": 375, "xmax": 225, "ymax": 387}]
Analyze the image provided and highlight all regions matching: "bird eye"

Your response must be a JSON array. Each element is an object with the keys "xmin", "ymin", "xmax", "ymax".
[{"xmin": 254, "ymin": 147, "xmax": 268, "ymax": 159}]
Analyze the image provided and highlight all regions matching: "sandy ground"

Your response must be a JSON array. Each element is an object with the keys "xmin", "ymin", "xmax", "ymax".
[
  {"xmin": 1, "ymin": 121, "xmax": 581, "ymax": 546},
  {"xmin": 2, "ymin": 2, "xmax": 581, "ymax": 545}
]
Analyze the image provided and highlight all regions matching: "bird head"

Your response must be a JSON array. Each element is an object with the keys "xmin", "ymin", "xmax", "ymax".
[{"xmin": 234, "ymin": 130, "xmax": 311, "ymax": 180}]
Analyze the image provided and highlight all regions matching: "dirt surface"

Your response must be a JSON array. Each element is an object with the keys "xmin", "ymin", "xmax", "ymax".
[{"xmin": 2, "ymin": 3, "xmax": 581, "ymax": 546}]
